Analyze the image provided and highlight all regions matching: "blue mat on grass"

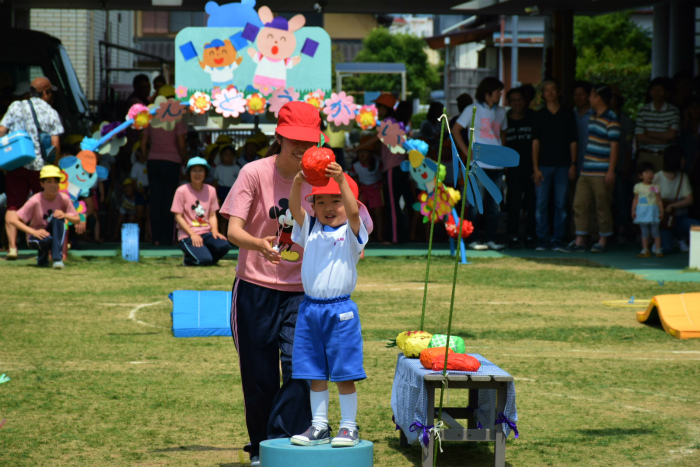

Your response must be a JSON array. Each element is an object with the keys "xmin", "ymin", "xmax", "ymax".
[{"xmin": 169, "ymin": 290, "xmax": 232, "ymax": 337}]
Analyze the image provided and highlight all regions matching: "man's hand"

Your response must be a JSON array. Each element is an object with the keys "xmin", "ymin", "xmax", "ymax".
[
  {"xmin": 191, "ymin": 234, "xmax": 203, "ymax": 248},
  {"xmin": 212, "ymin": 231, "xmax": 227, "ymax": 241},
  {"xmin": 33, "ymin": 228, "xmax": 50, "ymax": 240},
  {"xmin": 532, "ymin": 168, "xmax": 544, "ymax": 186},
  {"xmin": 258, "ymin": 235, "xmax": 281, "ymax": 264},
  {"xmin": 53, "ymin": 210, "xmax": 66, "ymax": 219},
  {"xmin": 75, "ymin": 221, "xmax": 86, "ymax": 234},
  {"xmin": 326, "ymin": 162, "xmax": 344, "ymax": 184},
  {"xmin": 568, "ymin": 165, "xmax": 577, "ymax": 181},
  {"xmin": 605, "ymin": 170, "xmax": 615, "ymax": 187}
]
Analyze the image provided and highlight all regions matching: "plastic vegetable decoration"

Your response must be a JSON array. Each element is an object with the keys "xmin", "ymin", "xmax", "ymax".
[{"xmin": 300, "ymin": 133, "xmax": 335, "ymax": 187}]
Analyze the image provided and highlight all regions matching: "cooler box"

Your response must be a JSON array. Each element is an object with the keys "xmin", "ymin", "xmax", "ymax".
[{"xmin": 0, "ymin": 131, "xmax": 35, "ymax": 170}]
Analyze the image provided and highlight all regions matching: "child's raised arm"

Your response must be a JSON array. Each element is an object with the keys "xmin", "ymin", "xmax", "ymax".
[
  {"xmin": 327, "ymin": 162, "xmax": 360, "ymax": 236},
  {"xmin": 289, "ymin": 171, "xmax": 306, "ymax": 227}
]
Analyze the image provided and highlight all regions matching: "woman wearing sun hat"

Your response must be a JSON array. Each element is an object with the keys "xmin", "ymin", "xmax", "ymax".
[
  {"xmin": 171, "ymin": 157, "xmax": 231, "ymax": 266},
  {"xmin": 220, "ymin": 101, "xmax": 372, "ymax": 465}
]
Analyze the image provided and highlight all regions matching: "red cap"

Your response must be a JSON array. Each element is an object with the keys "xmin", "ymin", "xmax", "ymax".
[
  {"xmin": 373, "ymin": 93, "xmax": 397, "ymax": 109},
  {"xmin": 305, "ymin": 174, "xmax": 374, "ymax": 235},
  {"xmin": 276, "ymin": 101, "xmax": 326, "ymax": 142}
]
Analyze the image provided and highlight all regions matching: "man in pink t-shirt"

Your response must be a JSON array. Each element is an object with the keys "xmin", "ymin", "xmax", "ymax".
[
  {"xmin": 220, "ymin": 102, "xmax": 321, "ymax": 465},
  {"xmin": 7, "ymin": 165, "xmax": 80, "ymax": 268}
]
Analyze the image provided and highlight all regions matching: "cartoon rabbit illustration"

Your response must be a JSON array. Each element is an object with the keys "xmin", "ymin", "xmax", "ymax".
[{"xmin": 247, "ymin": 6, "xmax": 305, "ymax": 95}]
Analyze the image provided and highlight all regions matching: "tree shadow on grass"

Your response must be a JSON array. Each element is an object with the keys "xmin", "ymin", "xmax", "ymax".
[
  {"xmin": 387, "ymin": 435, "xmax": 514, "ymax": 467},
  {"xmin": 517, "ymin": 257, "xmax": 609, "ymax": 269}
]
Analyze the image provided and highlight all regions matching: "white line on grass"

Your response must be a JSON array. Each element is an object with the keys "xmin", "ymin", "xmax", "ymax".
[{"xmin": 127, "ymin": 301, "xmax": 169, "ymax": 330}]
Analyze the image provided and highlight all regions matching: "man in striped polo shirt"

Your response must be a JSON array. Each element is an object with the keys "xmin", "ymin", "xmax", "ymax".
[
  {"xmin": 635, "ymin": 78, "xmax": 681, "ymax": 171},
  {"xmin": 569, "ymin": 84, "xmax": 620, "ymax": 253}
]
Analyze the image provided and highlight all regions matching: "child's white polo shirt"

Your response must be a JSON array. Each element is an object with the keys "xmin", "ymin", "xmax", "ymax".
[{"xmin": 291, "ymin": 213, "xmax": 369, "ymax": 299}]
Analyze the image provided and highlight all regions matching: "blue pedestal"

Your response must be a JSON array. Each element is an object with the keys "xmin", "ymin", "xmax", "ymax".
[
  {"xmin": 260, "ymin": 438, "xmax": 373, "ymax": 467},
  {"xmin": 121, "ymin": 223, "xmax": 139, "ymax": 262}
]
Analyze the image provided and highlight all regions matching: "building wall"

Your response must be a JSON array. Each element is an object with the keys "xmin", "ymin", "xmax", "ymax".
[
  {"xmin": 323, "ymin": 13, "xmax": 377, "ymax": 40},
  {"xmin": 30, "ymin": 9, "xmax": 134, "ymax": 102}
]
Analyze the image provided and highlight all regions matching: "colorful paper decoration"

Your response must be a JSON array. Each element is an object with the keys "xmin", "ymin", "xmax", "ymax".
[
  {"xmin": 323, "ymin": 92, "xmax": 357, "ymax": 127},
  {"xmin": 268, "ymin": 87, "xmax": 300, "ymax": 118},
  {"xmin": 205, "ymin": 0, "xmax": 262, "ymax": 28},
  {"xmin": 94, "ymin": 121, "xmax": 126, "ymax": 156},
  {"xmin": 303, "ymin": 90, "xmax": 325, "ymax": 110},
  {"xmin": 445, "ymin": 216, "xmax": 473, "ymax": 239},
  {"xmin": 190, "ymin": 92, "xmax": 212, "ymax": 115},
  {"xmin": 355, "ymin": 105, "xmax": 378, "ymax": 130},
  {"xmin": 377, "ymin": 118, "xmax": 406, "ymax": 152},
  {"xmin": 211, "ymin": 87, "xmax": 246, "ymax": 118},
  {"xmin": 126, "ymin": 104, "xmax": 152, "ymax": 130},
  {"xmin": 175, "ymin": 85, "xmax": 188, "ymax": 98},
  {"xmin": 151, "ymin": 97, "xmax": 185, "ymax": 131},
  {"xmin": 246, "ymin": 92, "xmax": 267, "ymax": 115}
]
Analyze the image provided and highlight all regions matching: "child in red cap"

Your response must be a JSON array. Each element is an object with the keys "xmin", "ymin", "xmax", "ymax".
[{"xmin": 288, "ymin": 161, "xmax": 369, "ymax": 448}]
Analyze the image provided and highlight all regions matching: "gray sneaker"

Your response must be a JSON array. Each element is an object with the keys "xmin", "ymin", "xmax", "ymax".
[
  {"xmin": 291, "ymin": 425, "xmax": 331, "ymax": 446},
  {"xmin": 331, "ymin": 427, "xmax": 360, "ymax": 447},
  {"xmin": 250, "ymin": 455, "xmax": 260, "ymax": 466},
  {"xmin": 590, "ymin": 243, "xmax": 606, "ymax": 253},
  {"xmin": 53, "ymin": 260, "xmax": 65, "ymax": 269}
]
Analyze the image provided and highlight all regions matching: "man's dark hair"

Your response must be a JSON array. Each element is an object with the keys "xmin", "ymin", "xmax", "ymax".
[
  {"xmin": 132, "ymin": 74, "xmax": 150, "ymax": 89},
  {"xmin": 649, "ymin": 77, "xmax": 671, "ymax": 93},
  {"xmin": 153, "ymin": 75, "xmax": 166, "ymax": 86},
  {"xmin": 426, "ymin": 101, "xmax": 443, "ymax": 123},
  {"xmin": 519, "ymin": 84, "xmax": 536, "ymax": 106},
  {"xmin": 662, "ymin": 145, "xmax": 684, "ymax": 173},
  {"xmin": 456, "ymin": 93, "xmax": 473, "ymax": 113},
  {"xmin": 593, "ymin": 84, "xmax": 612, "ymax": 107},
  {"xmin": 506, "ymin": 87, "xmax": 524, "ymax": 101},
  {"xmin": 573, "ymin": 80, "xmax": 592, "ymax": 95},
  {"xmin": 475, "ymin": 77, "xmax": 504, "ymax": 103}
]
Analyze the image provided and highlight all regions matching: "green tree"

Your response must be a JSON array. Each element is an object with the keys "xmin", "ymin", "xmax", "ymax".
[
  {"xmin": 574, "ymin": 11, "xmax": 652, "ymax": 118},
  {"xmin": 344, "ymin": 28, "xmax": 440, "ymax": 102}
]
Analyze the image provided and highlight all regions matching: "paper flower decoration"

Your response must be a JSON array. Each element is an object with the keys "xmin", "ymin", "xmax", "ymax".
[
  {"xmin": 212, "ymin": 87, "xmax": 246, "ymax": 118},
  {"xmin": 304, "ymin": 90, "xmax": 326, "ymax": 110},
  {"xmin": 378, "ymin": 118, "xmax": 406, "ymax": 152},
  {"xmin": 151, "ymin": 96, "xmax": 185, "ymax": 131},
  {"xmin": 190, "ymin": 92, "xmax": 212, "ymax": 115},
  {"xmin": 416, "ymin": 185, "xmax": 456, "ymax": 223},
  {"xmin": 127, "ymin": 104, "xmax": 152, "ymax": 130},
  {"xmin": 175, "ymin": 85, "xmax": 188, "ymax": 99},
  {"xmin": 93, "ymin": 121, "xmax": 127, "ymax": 156},
  {"xmin": 323, "ymin": 92, "xmax": 357, "ymax": 127},
  {"xmin": 445, "ymin": 217, "xmax": 474, "ymax": 239},
  {"xmin": 80, "ymin": 137, "xmax": 99, "ymax": 152},
  {"xmin": 268, "ymin": 87, "xmax": 300, "ymax": 117},
  {"xmin": 246, "ymin": 93, "xmax": 267, "ymax": 115},
  {"xmin": 355, "ymin": 105, "xmax": 378, "ymax": 130}
]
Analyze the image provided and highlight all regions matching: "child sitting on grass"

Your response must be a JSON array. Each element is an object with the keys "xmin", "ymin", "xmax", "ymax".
[
  {"xmin": 632, "ymin": 162, "xmax": 664, "ymax": 257},
  {"xmin": 6, "ymin": 165, "xmax": 80, "ymax": 269},
  {"xmin": 288, "ymin": 161, "xmax": 369, "ymax": 448}
]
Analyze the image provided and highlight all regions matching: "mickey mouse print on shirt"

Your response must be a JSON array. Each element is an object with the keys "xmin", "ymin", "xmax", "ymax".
[
  {"xmin": 268, "ymin": 197, "xmax": 300, "ymax": 262},
  {"xmin": 43, "ymin": 209, "xmax": 54, "ymax": 224},
  {"xmin": 191, "ymin": 200, "xmax": 209, "ymax": 227}
]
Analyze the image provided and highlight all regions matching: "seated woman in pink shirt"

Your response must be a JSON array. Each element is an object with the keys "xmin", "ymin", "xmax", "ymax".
[
  {"xmin": 6, "ymin": 165, "xmax": 80, "ymax": 269},
  {"xmin": 171, "ymin": 157, "xmax": 231, "ymax": 266}
]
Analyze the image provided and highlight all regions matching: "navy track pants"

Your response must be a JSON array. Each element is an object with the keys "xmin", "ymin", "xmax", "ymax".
[{"xmin": 230, "ymin": 278, "xmax": 311, "ymax": 455}]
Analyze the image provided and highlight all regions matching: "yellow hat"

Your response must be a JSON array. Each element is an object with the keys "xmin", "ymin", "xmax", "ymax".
[
  {"xmin": 250, "ymin": 131, "xmax": 268, "ymax": 145},
  {"xmin": 215, "ymin": 134, "xmax": 232, "ymax": 145},
  {"xmin": 123, "ymin": 178, "xmax": 134, "ymax": 186},
  {"xmin": 204, "ymin": 143, "xmax": 219, "ymax": 158},
  {"xmin": 39, "ymin": 165, "xmax": 62, "ymax": 179},
  {"xmin": 158, "ymin": 84, "xmax": 176, "ymax": 98},
  {"xmin": 64, "ymin": 134, "xmax": 85, "ymax": 146}
]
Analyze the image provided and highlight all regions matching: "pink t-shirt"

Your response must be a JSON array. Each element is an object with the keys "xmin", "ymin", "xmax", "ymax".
[
  {"xmin": 145, "ymin": 119, "xmax": 187, "ymax": 164},
  {"xmin": 17, "ymin": 192, "xmax": 77, "ymax": 229},
  {"xmin": 171, "ymin": 183, "xmax": 219, "ymax": 241},
  {"xmin": 220, "ymin": 156, "xmax": 313, "ymax": 292}
]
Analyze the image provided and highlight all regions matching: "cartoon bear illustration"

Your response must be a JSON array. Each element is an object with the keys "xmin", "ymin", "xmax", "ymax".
[
  {"xmin": 268, "ymin": 198, "xmax": 299, "ymax": 262},
  {"xmin": 199, "ymin": 39, "xmax": 243, "ymax": 88},
  {"xmin": 247, "ymin": 6, "xmax": 305, "ymax": 95},
  {"xmin": 205, "ymin": 0, "xmax": 262, "ymax": 28},
  {"xmin": 191, "ymin": 200, "xmax": 208, "ymax": 227}
]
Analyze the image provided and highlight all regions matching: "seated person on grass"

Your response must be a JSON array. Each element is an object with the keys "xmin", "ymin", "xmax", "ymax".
[
  {"xmin": 171, "ymin": 157, "xmax": 231, "ymax": 266},
  {"xmin": 6, "ymin": 165, "xmax": 80, "ymax": 269},
  {"xmin": 288, "ymin": 161, "xmax": 369, "ymax": 448}
]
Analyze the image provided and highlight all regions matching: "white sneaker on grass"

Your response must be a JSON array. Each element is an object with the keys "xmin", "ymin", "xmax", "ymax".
[
  {"xmin": 485, "ymin": 241, "xmax": 505, "ymax": 250},
  {"xmin": 53, "ymin": 260, "xmax": 65, "ymax": 269},
  {"xmin": 467, "ymin": 241, "xmax": 488, "ymax": 250}
]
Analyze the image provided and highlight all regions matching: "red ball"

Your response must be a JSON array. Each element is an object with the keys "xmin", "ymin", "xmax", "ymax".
[{"xmin": 301, "ymin": 146, "xmax": 336, "ymax": 187}]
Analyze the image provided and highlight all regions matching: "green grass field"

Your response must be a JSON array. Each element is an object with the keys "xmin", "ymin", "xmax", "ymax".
[{"xmin": 1, "ymin": 254, "xmax": 699, "ymax": 467}]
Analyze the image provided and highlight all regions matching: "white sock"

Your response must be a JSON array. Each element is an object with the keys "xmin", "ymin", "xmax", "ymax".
[
  {"xmin": 310, "ymin": 389, "xmax": 329, "ymax": 431},
  {"xmin": 339, "ymin": 392, "xmax": 358, "ymax": 431}
]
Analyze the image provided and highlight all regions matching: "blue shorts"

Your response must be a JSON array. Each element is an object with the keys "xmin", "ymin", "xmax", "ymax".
[{"xmin": 292, "ymin": 295, "xmax": 366, "ymax": 382}]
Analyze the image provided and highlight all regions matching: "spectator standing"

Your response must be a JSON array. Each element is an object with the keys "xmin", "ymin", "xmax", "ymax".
[
  {"xmin": 326, "ymin": 124, "xmax": 347, "ymax": 170},
  {"xmin": 452, "ymin": 77, "xmax": 507, "ymax": 250},
  {"xmin": 418, "ymin": 102, "xmax": 443, "ymax": 152},
  {"xmin": 140, "ymin": 85, "xmax": 188, "ymax": 245},
  {"xmin": 348, "ymin": 138, "xmax": 385, "ymax": 242},
  {"xmin": 130, "ymin": 142, "xmax": 150, "ymax": 242},
  {"xmin": 0, "ymin": 76, "xmax": 64, "ymax": 260},
  {"xmin": 610, "ymin": 92, "xmax": 635, "ymax": 243},
  {"xmin": 504, "ymin": 87, "xmax": 536, "ymax": 249},
  {"xmin": 678, "ymin": 95, "xmax": 699, "ymax": 174},
  {"xmin": 444, "ymin": 93, "xmax": 473, "ymax": 187},
  {"xmin": 531, "ymin": 79, "xmax": 577, "ymax": 251},
  {"xmin": 573, "ymin": 81, "xmax": 593, "ymax": 176},
  {"xmin": 570, "ymin": 84, "xmax": 620, "ymax": 253},
  {"xmin": 653, "ymin": 145, "xmax": 699, "ymax": 253},
  {"xmin": 635, "ymin": 78, "xmax": 681, "ymax": 172}
]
